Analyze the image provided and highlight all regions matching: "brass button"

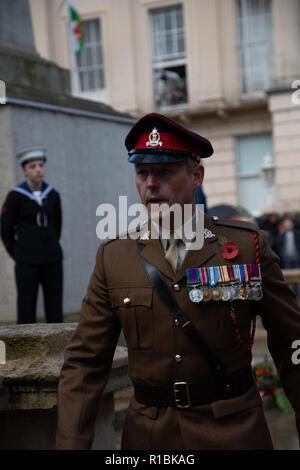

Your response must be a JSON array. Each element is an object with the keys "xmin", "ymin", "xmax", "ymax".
[
  {"xmin": 174, "ymin": 318, "xmax": 180, "ymax": 326},
  {"xmin": 173, "ymin": 284, "xmax": 180, "ymax": 292},
  {"xmin": 175, "ymin": 354, "xmax": 182, "ymax": 362},
  {"xmin": 123, "ymin": 297, "xmax": 131, "ymax": 306}
]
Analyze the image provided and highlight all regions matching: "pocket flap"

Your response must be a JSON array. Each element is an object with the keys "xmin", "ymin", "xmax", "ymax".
[
  {"xmin": 109, "ymin": 287, "xmax": 152, "ymax": 308},
  {"xmin": 211, "ymin": 385, "xmax": 262, "ymax": 418}
]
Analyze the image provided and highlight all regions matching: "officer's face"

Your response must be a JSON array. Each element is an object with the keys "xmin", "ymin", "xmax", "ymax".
[
  {"xmin": 23, "ymin": 159, "xmax": 46, "ymax": 184},
  {"xmin": 135, "ymin": 161, "xmax": 204, "ymax": 217}
]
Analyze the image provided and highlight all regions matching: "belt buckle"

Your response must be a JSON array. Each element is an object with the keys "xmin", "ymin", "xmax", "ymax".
[{"xmin": 173, "ymin": 382, "xmax": 191, "ymax": 409}]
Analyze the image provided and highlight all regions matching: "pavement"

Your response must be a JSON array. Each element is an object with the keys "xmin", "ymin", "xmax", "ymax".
[{"xmin": 113, "ymin": 327, "xmax": 299, "ymax": 450}]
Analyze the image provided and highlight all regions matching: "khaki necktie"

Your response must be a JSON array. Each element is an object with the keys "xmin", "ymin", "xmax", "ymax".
[{"xmin": 165, "ymin": 233, "xmax": 179, "ymax": 272}]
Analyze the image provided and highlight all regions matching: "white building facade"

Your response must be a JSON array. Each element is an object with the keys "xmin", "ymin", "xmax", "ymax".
[{"xmin": 29, "ymin": 0, "xmax": 300, "ymax": 215}]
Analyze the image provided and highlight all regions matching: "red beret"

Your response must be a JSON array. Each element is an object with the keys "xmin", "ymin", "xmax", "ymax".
[{"xmin": 126, "ymin": 113, "xmax": 213, "ymax": 163}]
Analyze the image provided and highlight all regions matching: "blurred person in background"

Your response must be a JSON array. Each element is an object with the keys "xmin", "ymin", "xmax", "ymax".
[
  {"xmin": 0, "ymin": 147, "xmax": 63, "ymax": 324},
  {"xmin": 256, "ymin": 213, "xmax": 280, "ymax": 255},
  {"xmin": 276, "ymin": 217, "xmax": 300, "ymax": 270}
]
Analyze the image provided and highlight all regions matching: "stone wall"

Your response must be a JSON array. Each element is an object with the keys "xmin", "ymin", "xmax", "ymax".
[{"xmin": 0, "ymin": 323, "xmax": 130, "ymax": 450}]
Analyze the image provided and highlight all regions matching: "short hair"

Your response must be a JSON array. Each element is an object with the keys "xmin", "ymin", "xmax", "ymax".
[
  {"xmin": 22, "ymin": 157, "xmax": 46, "ymax": 169},
  {"xmin": 186, "ymin": 157, "xmax": 202, "ymax": 173}
]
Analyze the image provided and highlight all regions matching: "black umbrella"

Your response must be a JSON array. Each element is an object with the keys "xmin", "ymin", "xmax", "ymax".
[{"xmin": 207, "ymin": 204, "xmax": 252, "ymax": 220}]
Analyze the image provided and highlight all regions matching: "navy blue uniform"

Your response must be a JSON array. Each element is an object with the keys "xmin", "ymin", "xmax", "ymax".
[{"xmin": 1, "ymin": 181, "xmax": 63, "ymax": 323}]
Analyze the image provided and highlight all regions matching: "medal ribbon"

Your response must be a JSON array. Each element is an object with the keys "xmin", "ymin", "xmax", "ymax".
[
  {"xmin": 208, "ymin": 267, "xmax": 213, "ymax": 289},
  {"xmin": 238, "ymin": 264, "xmax": 245, "ymax": 286},
  {"xmin": 227, "ymin": 265, "xmax": 235, "ymax": 283},
  {"xmin": 242, "ymin": 264, "xmax": 248, "ymax": 285},
  {"xmin": 257, "ymin": 263, "xmax": 262, "ymax": 281},
  {"xmin": 186, "ymin": 268, "xmax": 199, "ymax": 284},
  {"xmin": 209, "ymin": 266, "xmax": 219, "ymax": 288},
  {"xmin": 220, "ymin": 266, "xmax": 230, "ymax": 283},
  {"xmin": 250, "ymin": 263, "xmax": 260, "ymax": 280},
  {"xmin": 200, "ymin": 267, "xmax": 207, "ymax": 287},
  {"xmin": 232, "ymin": 265, "xmax": 240, "ymax": 284},
  {"xmin": 246, "ymin": 264, "xmax": 252, "ymax": 283}
]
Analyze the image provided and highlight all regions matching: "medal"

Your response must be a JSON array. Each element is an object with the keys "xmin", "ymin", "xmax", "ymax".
[
  {"xmin": 235, "ymin": 265, "xmax": 248, "ymax": 300},
  {"xmin": 229, "ymin": 284, "xmax": 240, "ymax": 300},
  {"xmin": 228, "ymin": 265, "xmax": 240, "ymax": 300},
  {"xmin": 186, "ymin": 268, "xmax": 203, "ymax": 303},
  {"xmin": 203, "ymin": 287, "xmax": 212, "ymax": 302},
  {"xmin": 246, "ymin": 285, "xmax": 254, "ymax": 300},
  {"xmin": 250, "ymin": 264, "xmax": 263, "ymax": 301},
  {"xmin": 201, "ymin": 267, "xmax": 212, "ymax": 302},
  {"xmin": 239, "ymin": 287, "xmax": 248, "ymax": 300},
  {"xmin": 244, "ymin": 264, "xmax": 254, "ymax": 300},
  {"xmin": 189, "ymin": 286, "xmax": 203, "ymax": 303},
  {"xmin": 209, "ymin": 267, "xmax": 222, "ymax": 301},
  {"xmin": 222, "ymin": 286, "xmax": 231, "ymax": 301},
  {"xmin": 212, "ymin": 288, "xmax": 223, "ymax": 301},
  {"xmin": 219, "ymin": 266, "xmax": 231, "ymax": 301},
  {"xmin": 253, "ymin": 287, "xmax": 263, "ymax": 301}
]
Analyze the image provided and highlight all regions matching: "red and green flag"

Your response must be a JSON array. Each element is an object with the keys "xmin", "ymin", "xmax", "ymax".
[{"xmin": 67, "ymin": 0, "xmax": 84, "ymax": 56}]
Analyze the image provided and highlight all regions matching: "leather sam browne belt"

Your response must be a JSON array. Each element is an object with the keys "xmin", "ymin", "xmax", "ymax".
[{"xmin": 134, "ymin": 366, "xmax": 255, "ymax": 409}]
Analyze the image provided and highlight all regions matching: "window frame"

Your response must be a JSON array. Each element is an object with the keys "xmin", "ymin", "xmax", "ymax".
[
  {"xmin": 236, "ymin": 0, "xmax": 274, "ymax": 98},
  {"xmin": 235, "ymin": 132, "xmax": 276, "ymax": 216},
  {"xmin": 148, "ymin": 3, "xmax": 189, "ymax": 109},
  {"xmin": 69, "ymin": 16, "xmax": 107, "ymax": 102}
]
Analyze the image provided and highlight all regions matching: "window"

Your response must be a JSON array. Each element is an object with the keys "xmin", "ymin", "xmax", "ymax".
[
  {"xmin": 74, "ymin": 18, "xmax": 106, "ymax": 102},
  {"xmin": 236, "ymin": 0, "xmax": 273, "ymax": 95},
  {"xmin": 149, "ymin": 4, "xmax": 187, "ymax": 108},
  {"xmin": 237, "ymin": 133, "xmax": 275, "ymax": 216}
]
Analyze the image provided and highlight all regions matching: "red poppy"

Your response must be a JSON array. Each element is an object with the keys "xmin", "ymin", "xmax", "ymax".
[{"xmin": 222, "ymin": 241, "xmax": 238, "ymax": 260}]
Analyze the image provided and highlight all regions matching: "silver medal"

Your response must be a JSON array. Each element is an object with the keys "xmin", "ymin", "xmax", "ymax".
[
  {"xmin": 253, "ymin": 286, "xmax": 263, "ymax": 301},
  {"xmin": 189, "ymin": 287, "xmax": 203, "ymax": 303},
  {"xmin": 229, "ymin": 284, "xmax": 240, "ymax": 300},
  {"xmin": 246, "ymin": 286, "xmax": 255, "ymax": 300},
  {"xmin": 221, "ymin": 286, "xmax": 231, "ymax": 301}
]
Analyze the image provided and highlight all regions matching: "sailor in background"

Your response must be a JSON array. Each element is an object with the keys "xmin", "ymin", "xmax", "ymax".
[{"xmin": 0, "ymin": 147, "xmax": 63, "ymax": 324}]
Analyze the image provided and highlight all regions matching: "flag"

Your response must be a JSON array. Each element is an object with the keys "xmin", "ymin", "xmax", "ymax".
[{"xmin": 67, "ymin": 0, "xmax": 84, "ymax": 56}]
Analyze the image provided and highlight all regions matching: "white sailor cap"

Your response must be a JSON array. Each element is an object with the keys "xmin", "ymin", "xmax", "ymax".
[{"xmin": 16, "ymin": 147, "xmax": 47, "ymax": 166}]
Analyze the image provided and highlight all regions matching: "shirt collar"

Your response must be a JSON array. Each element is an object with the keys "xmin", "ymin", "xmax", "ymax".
[{"xmin": 151, "ymin": 207, "xmax": 200, "ymax": 250}]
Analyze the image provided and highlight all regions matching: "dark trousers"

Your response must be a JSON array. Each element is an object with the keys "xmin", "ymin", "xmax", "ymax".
[{"xmin": 15, "ymin": 262, "xmax": 63, "ymax": 324}]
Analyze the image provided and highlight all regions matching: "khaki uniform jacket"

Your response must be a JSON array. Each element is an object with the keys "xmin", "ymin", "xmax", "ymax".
[{"xmin": 56, "ymin": 216, "xmax": 300, "ymax": 450}]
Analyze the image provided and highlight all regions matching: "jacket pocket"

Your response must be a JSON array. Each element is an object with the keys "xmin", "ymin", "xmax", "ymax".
[{"xmin": 109, "ymin": 287, "xmax": 153, "ymax": 350}]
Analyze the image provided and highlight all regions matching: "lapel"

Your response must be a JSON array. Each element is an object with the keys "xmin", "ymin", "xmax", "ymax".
[
  {"xmin": 174, "ymin": 214, "xmax": 219, "ymax": 283},
  {"xmin": 137, "ymin": 235, "xmax": 175, "ymax": 280}
]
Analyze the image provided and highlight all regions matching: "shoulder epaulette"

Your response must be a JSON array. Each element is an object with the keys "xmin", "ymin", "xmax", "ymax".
[{"xmin": 212, "ymin": 217, "xmax": 259, "ymax": 232}]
